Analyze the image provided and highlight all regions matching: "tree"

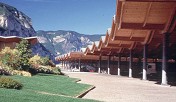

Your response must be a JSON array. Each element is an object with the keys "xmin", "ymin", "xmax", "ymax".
[{"xmin": 15, "ymin": 39, "xmax": 32, "ymax": 71}]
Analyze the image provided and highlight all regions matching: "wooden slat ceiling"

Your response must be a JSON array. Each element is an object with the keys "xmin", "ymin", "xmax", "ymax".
[
  {"xmin": 116, "ymin": 1, "xmax": 176, "ymax": 31},
  {"xmin": 113, "ymin": 29, "xmax": 152, "ymax": 42}
]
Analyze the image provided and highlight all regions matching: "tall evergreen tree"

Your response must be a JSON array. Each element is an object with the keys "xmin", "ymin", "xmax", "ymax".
[{"xmin": 15, "ymin": 39, "xmax": 32, "ymax": 70}]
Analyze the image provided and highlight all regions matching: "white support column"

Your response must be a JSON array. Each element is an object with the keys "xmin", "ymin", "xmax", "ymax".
[
  {"xmin": 78, "ymin": 58, "xmax": 81, "ymax": 72},
  {"xmin": 143, "ymin": 44, "xmax": 147, "ymax": 80},
  {"xmin": 161, "ymin": 33, "xmax": 169, "ymax": 85},
  {"xmin": 61, "ymin": 60, "xmax": 63, "ymax": 69},
  {"xmin": 65, "ymin": 61, "xmax": 67, "ymax": 69},
  {"xmin": 66, "ymin": 61, "xmax": 69, "ymax": 69},
  {"xmin": 107, "ymin": 56, "xmax": 110, "ymax": 75},
  {"xmin": 63, "ymin": 61, "xmax": 65, "ymax": 69},
  {"xmin": 68, "ymin": 61, "xmax": 70, "ymax": 70},
  {"xmin": 118, "ymin": 53, "xmax": 121, "ymax": 76},
  {"xmin": 129, "ymin": 50, "xmax": 132, "ymax": 78},
  {"xmin": 74, "ymin": 60, "xmax": 76, "ymax": 69},
  {"xmin": 98, "ymin": 68, "xmax": 101, "ymax": 73},
  {"xmin": 71, "ymin": 61, "xmax": 73, "ymax": 71},
  {"xmin": 67, "ymin": 61, "xmax": 69, "ymax": 69},
  {"xmin": 98, "ymin": 55, "xmax": 101, "ymax": 73}
]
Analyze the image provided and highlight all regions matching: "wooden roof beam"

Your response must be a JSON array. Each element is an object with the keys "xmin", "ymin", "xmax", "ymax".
[
  {"xmin": 164, "ymin": 7, "xmax": 176, "ymax": 33},
  {"xmin": 143, "ymin": 2, "xmax": 152, "ymax": 27},
  {"xmin": 107, "ymin": 43, "xmax": 132, "ymax": 48},
  {"xmin": 113, "ymin": 36, "xmax": 145, "ymax": 42},
  {"xmin": 121, "ymin": 23, "xmax": 165, "ymax": 30},
  {"xmin": 141, "ymin": 30, "xmax": 154, "ymax": 45},
  {"xmin": 118, "ymin": 2, "xmax": 125, "ymax": 30}
]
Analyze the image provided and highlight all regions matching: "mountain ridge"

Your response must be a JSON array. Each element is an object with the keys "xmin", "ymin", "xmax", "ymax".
[{"xmin": 36, "ymin": 30, "xmax": 103, "ymax": 56}]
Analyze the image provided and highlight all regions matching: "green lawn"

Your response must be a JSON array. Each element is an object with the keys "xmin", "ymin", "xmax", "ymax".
[{"xmin": 0, "ymin": 74, "xmax": 99, "ymax": 102}]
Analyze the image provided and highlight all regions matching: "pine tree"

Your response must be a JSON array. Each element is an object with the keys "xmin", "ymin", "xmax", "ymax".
[{"xmin": 15, "ymin": 39, "xmax": 32, "ymax": 71}]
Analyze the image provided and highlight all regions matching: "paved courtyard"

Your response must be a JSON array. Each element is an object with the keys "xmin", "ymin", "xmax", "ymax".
[{"xmin": 63, "ymin": 71, "xmax": 176, "ymax": 102}]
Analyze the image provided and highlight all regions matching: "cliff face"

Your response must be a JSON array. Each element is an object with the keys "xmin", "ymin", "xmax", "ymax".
[
  {"xmin": 0, "ymin": 3, "xmax": 35, "ymax": 37},
  {"xmin": 0, "ymin": 2, "xmax": 54, "ymax": 61}
]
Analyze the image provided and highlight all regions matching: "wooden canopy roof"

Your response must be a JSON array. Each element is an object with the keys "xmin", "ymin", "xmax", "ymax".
[
  {"xmin": 56, "ymin": 52, "xmax": 100, "ymax": 61},
  {"xmin": 57, "ymin": 0, "xmax": 176, "ymax": 61}
]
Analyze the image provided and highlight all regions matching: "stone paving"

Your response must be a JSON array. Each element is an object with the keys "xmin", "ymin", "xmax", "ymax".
[{"xmin": 63, "ymin": 71, "xmax": 176, "ymax": 102}]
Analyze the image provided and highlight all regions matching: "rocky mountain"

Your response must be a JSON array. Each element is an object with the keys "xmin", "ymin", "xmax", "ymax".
[
  {"xmin": 0, "ymin": 2, "xmax": 54, "ymax": 60},
  {"xmin": 36, "ymin": 30, "xmax": 102, "ymax": 56},
  {"xmin": 0, "ymin": 3, "xmax": 35, "ymax": 37}
]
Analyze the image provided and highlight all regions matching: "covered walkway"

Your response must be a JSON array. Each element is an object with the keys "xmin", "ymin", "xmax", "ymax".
[
  {"xmin": 64, "ymin": 71, "xmax": 176, "ymax": 102},
  {"xmin": 57, "ymin": 0, "xmax": 176, "ymax": 86}
]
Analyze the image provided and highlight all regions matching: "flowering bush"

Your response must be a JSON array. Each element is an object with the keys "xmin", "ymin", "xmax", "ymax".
[
  {"xmin": 29, "ymin": 55, "xmax": 42, "ymax": 68},
  {"xmin": 0, "ymin": 47, "xmax": 20, "ymax": 70},
  {"xmin": 29, "ymin": 55, "xmax": 53, "ymax": 68}
]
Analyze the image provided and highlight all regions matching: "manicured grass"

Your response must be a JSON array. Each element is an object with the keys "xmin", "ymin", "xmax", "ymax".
[
  {"xmin": 0, "ymin": 88, "xmax": 97, "ymax": 102},
  {"xmin": 0, "ymin": 74, "xmax": 99, "ymax": 102}
]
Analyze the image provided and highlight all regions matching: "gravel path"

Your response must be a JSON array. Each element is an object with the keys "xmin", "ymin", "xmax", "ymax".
[{"xmin": 63, "ymin": 71, "xmax": 176, "ymax": 102}]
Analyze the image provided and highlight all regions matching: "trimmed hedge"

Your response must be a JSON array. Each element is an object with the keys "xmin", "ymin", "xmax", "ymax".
[
  {"xmin": 0, "ymin": 77, "xmax": 23, "ymax": 90},
  {"xmin": 29, "ymin": 66, "xmax": 64, "ymax": 75}
]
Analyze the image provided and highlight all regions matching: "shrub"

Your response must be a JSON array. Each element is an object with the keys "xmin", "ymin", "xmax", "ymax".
[
  {"xmin": 11, "ymin": 70, "xmax": 31, "ymax": 77},
  {"xmin": 0, "ymin": 68, "xmax": 11, "ymax": 75},
  {"xmin": 29, "ymin": 55, "xmax": 42, "ymax": 68},
  {"xmin": 29, "ymin": 55, "xmax": 57, "ymax": 75},
  {"xmin": 40, "ymin": 56, "xmax": 55, "ymax": 67},
  {"xmin": 29, "ymin": 65, "xmax": 63, "ymax": 75},
  {"xmin": 41, "ymin": 57, "xmax": 50, "ymax": 66},
  {"xmin": 37, "ymin": 66, "xmax": 54, "ymax": 74},
  {"xmin": 0, "ymin": 47, "xmax": 20, "ymax": 70},
  {"xmin": 29, "ymin": 55, "xmax": 54, "ymax": 68},
  {"xmin": 0, "ymin": 77, "xmax": 23, "ymax": 90}
]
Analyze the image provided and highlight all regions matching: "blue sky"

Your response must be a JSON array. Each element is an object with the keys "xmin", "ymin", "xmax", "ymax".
[{"xmin": 1, "ymin": 0, "xmax": 116, "ymax": 34}]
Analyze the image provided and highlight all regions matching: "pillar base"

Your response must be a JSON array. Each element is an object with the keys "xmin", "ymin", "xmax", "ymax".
[
  {"xmin": 142, "ymin": 69, "xmax": 147, "ymax": 80},
  {"xmin": 79, "ymin": 67, "xmax": 81, "ymax": 72},
  {"xmin": 98, "ymin": 68, "xmax": 101, "ymax": 73},
  {"xmin": 129, "ymin": 68, "xmax": 132, "ymax": 78},
  {"xmin": 161, "ymin": 83, "xmax": 171, "ymax": 87},
  {"xmin": 118, "ymin": 68, "xmax": 120, "ymax": 76},
  {"xmin": 108, "ymin": 68, "xmax": 110, "ymax": 75},
  {"xmin": 161, "ymin": 70, "xmax": 168, "ymax": 85}
]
